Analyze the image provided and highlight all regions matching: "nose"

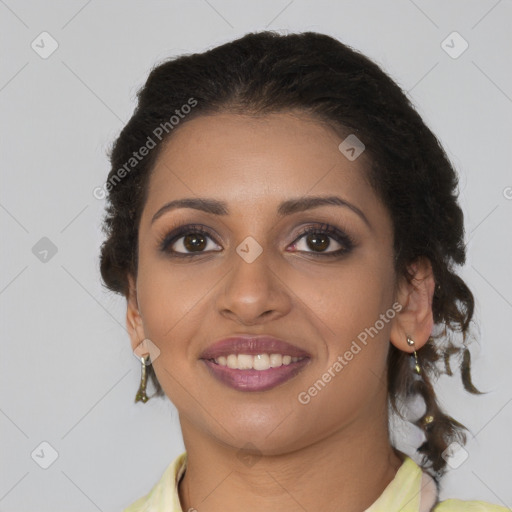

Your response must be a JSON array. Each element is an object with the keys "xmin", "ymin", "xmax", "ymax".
[{"xmin": 215, "ymin": 246, "xmax": 292, "ymax": 325}]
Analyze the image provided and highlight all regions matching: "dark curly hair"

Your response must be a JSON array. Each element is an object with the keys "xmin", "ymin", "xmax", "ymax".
[{"xmin": 99, "ymin": 30, "xmax": 481, "ymax": 478}]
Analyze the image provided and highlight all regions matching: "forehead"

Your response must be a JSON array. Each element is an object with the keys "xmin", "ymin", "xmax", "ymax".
[{"xmin": 142, "ymin": 112, "xmax": 383, "ymax": 223}]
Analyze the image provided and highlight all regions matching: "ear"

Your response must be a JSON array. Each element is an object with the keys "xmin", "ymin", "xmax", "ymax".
[
  {"xmin": 390, "ymin": 257, "xmax": 435, "ymax": 352},
  {"xmin": 126, "ymin": 273, "xmax": 147, "ymax": 355}
]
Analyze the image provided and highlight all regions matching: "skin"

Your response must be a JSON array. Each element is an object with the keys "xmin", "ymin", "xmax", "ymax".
[{"xmin": 126, "ymin": 112, "xmax": 435, "ymax": 512}]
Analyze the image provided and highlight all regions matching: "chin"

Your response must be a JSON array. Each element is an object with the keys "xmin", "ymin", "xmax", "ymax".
[{"xmin": 219, "ymin": 417, "xmax": 314, "ymax": 455}]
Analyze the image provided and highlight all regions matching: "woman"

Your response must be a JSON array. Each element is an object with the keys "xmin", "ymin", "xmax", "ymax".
[{"xmin": 99, "ymin": 31, "xmax": 507, "ymax": 511}]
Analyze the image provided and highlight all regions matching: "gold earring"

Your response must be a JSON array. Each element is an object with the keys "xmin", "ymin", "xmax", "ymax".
[
  {"xmin": 407, "ymin": 336, "xmax": 435, "ymax": 427},
  {"xmin": 406, "ymin": 336, "xmax": 421, "ymax": 375},
  {"xmin": 135, "ymin": 354, "xmax": 151, "ymax": 403}
]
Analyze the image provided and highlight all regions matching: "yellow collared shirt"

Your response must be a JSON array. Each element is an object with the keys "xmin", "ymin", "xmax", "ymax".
[{"xmin": 122, "ymin": 452, "xmax": 508, "ymax": 512}]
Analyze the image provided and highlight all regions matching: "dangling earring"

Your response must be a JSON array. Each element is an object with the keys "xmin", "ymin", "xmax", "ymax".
[
  {"xmin": 406, "ymin": 336, "xmax": 421, "ymax": 375},
  {"xmin": 407, "ymin": 336, "xmax": 435, "ymax": 428},
  {"xmin": 135, "ymin": 354, "xmax": 151, "ymax": 403}
]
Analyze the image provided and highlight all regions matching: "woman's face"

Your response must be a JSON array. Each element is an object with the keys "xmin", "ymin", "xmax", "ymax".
[{"xmin": 129, "ymin": 111, "xmax": 400, "ymax": 454}]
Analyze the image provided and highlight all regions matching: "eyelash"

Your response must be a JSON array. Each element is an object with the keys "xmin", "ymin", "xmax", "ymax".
[{"xmin": 157, "ymin": 223, "xmax": 355, "ymax": 259}]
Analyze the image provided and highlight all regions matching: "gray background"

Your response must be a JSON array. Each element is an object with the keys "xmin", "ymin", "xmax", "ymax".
[{"xmin": 1, "ymin": 1, "xmax": 511, "ymax": 510}]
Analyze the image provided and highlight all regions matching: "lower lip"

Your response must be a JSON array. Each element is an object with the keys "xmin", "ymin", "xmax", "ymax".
[{"xmin": 201, "ymin": 358, "xmax": 310, "ymax": 391}]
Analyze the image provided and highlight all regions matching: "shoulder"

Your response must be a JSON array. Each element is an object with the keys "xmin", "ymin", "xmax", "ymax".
[
  {"xmin": 434, "ymin": 498, "xmax": 509, "ymax": 511},
  {"xmin": 121, "ymin": 451, "xmax": 188, "ymax": 512}
]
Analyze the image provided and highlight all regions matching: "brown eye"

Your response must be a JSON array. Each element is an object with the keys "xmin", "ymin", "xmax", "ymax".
[
  {"xmin": 294, "ymin": 231, "xmax": 343, "ymax": 253},
  {"xmin": 182, "ymin": 233, "xmax": 208, "ymax": 252},
  {"xmin": 304, "ymin": 232, "xmax": 331, "ymax": 252},
  {"xmin": 159, "ymin": 225, "xmax": 222, "ymax": 256},
  {"xmin": 290, "ymin": 224, "xmax": 355, "ymax": 257}
]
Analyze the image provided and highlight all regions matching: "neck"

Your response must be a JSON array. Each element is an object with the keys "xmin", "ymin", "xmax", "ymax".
[{"xmin": 177, "ymin": 411, "xmax": 404, "ymax": 512}]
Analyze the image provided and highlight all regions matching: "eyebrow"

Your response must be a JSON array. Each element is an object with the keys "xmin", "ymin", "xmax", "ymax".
[{"xmin": 151, "ymin": 195, "xmax": 370, "ymax": 227}]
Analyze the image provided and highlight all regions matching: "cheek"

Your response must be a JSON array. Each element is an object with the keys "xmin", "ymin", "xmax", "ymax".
[
  {"xmin": 135, "ymin": 254, "xmax": 218, "ymax": 345},
  {"xmin": 295, "ymin": 274, "xmax": 394, "ymax": 430},
  {"xmin": 135, "ymin": 259, "xmax": 209, "ymax": 406},
  {"xmin": 288, "ymin": 253, "xmax": 396, "ymax": 341}
]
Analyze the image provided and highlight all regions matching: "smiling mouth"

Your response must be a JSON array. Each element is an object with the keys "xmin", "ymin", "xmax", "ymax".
[
  {"xmin": 201, "ymin": 354, "xmax": 311, "ymax": 392},
  {"xmin": 199, "ymin": 335, "xmax": 312, "ymax": 391},
  {"xmin": 207, "ymin": 353, "xmax": 307, "ymax": 370}
]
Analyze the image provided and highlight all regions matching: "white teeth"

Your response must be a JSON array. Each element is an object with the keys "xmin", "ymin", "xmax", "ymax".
[
  {"xmin": 237, "ymin": 354, "xmax": 253, "ymax": 370},
  {"xmin": 269, "ymin": 354, "xmax": 282, "ymax": 367},
  {"xmin": 227, "ymin": 354, "xmax": 238, "ymax": 369},
  {"xmin": 213, "ymin": 353, "xmax": 302, "ymax": 370},
  {"xmin": 253, "ymin": 353, "xmax": 270, "ymax": 370}
]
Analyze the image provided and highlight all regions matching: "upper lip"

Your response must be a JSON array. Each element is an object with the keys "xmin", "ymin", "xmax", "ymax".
[{"xmin": 200, "ymin": 335, "xmax": 311, "ymax": 360}]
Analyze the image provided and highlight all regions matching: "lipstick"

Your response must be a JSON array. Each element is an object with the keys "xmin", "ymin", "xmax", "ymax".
[{"xmin": 200, "ymin": 335, "xmax": 311, "ymax": 392}]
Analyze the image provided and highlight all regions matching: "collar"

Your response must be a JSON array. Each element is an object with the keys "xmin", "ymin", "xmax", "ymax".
[{"xmin": 131, "ymin": 451, "xmax": 438, "ymax": 512}]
